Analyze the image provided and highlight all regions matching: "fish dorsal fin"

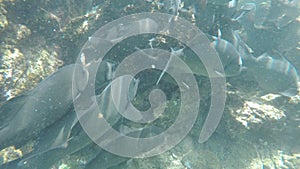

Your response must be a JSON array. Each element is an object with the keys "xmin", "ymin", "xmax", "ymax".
[
  {"xmin": 256, "ymin": 52, "xmax": 270, "ymax": 60},
  {"xmin": 217, "ymin": 29, "xmax": 222, "ymax": 38},
  {"xmin": 156, "ymin": 47, "xmax": 184, "ymax": 85},
  {"xmin": 271, "ymin": 50, "xmax": 290, "ymax": 62}
]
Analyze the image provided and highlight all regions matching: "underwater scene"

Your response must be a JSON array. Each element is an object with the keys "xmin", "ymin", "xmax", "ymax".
[{"xmin": 0, "ymin": 0, "xmax": 300, "ymax": 168}]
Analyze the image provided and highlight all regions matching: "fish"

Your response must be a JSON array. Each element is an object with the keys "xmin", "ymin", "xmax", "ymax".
[
  {"xmin": 3, "ymin": 120, "xmax": 93, "ymax": 169},
  {"xmin": 225, "ymin": 30, "xmax": 299, "ymax": 96},
  {"xmin": 228, "ymin": 0, "xmax": 238, "ymax": 9},
  {"xmin": 252, "ymin": 1, "xmax": 271, "ymax": 29},
  {"xmin": 217, "ymin": 29, "xmax": 299, "ymax": 96},
  {"xmin": 246, "ymin": 52, "xmax": 299, "ymax": 97},
  {"xmin": 156, "ymin": 47, "xmax": 184, "ymax": 85},
  {"xmin": 0, "ymin": 64, "xmax": 76, "ymax": 151},
  {"xmin": 11, "ymin": 111, "xmax": 82, "ymax": 169},
  {"xmin": 165, "ymin": 0, "xmax": 181, "ymax": 15},
  {"xmin": 147, "ymin": 33, "xmax": 244, "ymax": 80},
  {"xmin": 1, "ymin": 126, "xmax": 94, "ymax": 169},
  {"xmin": 210, "ymin": 30, "xmax": 243, "ymax": 77},
  {"xmin": 1, "ymin": 15, "xmax": 298, "ymax": 168},
  {"xmin": 84, "ymin": 124, "xmax": 163, "ymax": 169},
  {"xmin": 0, "ymin": 62, "xmax": 142, "ymax": 168},
  {"xmin": 233, "ymin": 2, "xmax": 256, "ymax": 22},
  {"xmin": 231, "ymin": 30, "xmax": 254, "ymax": 67}
]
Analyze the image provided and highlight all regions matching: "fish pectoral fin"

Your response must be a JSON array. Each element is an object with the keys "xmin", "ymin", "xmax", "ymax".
[
  {"xmin": 58, "ymin": 131, "xmax": 74, "ymax": 149},
  {"xmin": 240, "ymin": 66, "xmax": 247, "ymax": 72},
  {"xmin": 49, "ymin": 123, "xmax": 74, "ymax": 149},
  {"xmin": 279, "ymin": 88, "xmax": 299, "ymax": 97}
]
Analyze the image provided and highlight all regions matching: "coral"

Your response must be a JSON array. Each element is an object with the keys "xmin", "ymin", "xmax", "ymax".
[
  {"xmin": 0, "ymin": 45, "xmax": 63, "ymax": 99},
  {"xmin": 0, "ymin": 146, "xmax": 22, "ymax": 164}
]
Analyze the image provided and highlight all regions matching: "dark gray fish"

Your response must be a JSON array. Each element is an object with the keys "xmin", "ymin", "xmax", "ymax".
[
  {"xmin": 14, "ymin": 121, "xmax": 93, "ymax": 169},
  {"xmin": 1, "ymin": 65, "xmax": 142, "ymax": 168},
  {"xmin": 0, "ymin": 58, "xmax": 120, "ymax": 151},
  {"xmin": 84, "ymin": 125, "xmax": 163, "ymax": 169},
  {"xmin": 0, "ymin": 64, "xmax": 75, "ymax": 150},
  {"xmin": 0, "ymin": 122, "xmax": 91, "ymax": 169},
  {"xmin": 1, "ymin": 84, "xmax": 122, "ymax": 169}
]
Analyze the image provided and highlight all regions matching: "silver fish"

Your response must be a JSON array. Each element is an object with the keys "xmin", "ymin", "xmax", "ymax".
[
  {"xmin": 156, "ymin": 47, "xmax": 184, "ymax": 85},
  {"xmin": 211, "ymin": 33, "xmax": 243, "ymax": 77},
  {"xmin": 232, "ymin": 30, "xmax": 254, "ymax": 66},
  {"xmin": 247, "ymin": 52, "xmax": 299, "ymax": 96}
]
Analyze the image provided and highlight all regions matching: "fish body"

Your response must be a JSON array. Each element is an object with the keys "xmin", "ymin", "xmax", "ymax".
[
  {"xmin": 10, "ymin": 121, "xmax": 93, "ymax": 169},
  {"xmin": 0, "ymin": 64, "xmax": 75, "ymax": 150},
  {"xmin": 84, "ymin": 125, "xmax": 163, "ymax": 169},
  {"xmin": 12, "ymin": 110, "xmax": 81, "ymax": 169},
  {"xmin": 247, "ymin": 52, "xmax": 299, "ymax": 96},
  {"xmin": 211, "ymin": 35, "xmax": 243, "ymax": 77},
  {"xmin": 0, "ymin": 63, "xmax": 141, "ymax": 168},
  {"xmin": 162, "ymin": 35, "xmax": 244, "ymax": 78},
  {"xmin": 223, "ymin": 30, "xmax": 299, "ymax": 96}
]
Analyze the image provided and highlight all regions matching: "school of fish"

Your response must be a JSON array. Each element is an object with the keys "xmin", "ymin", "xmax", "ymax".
[{"xmin": 0, "ymin": 0, "xmax": 299, "ymax": 168}]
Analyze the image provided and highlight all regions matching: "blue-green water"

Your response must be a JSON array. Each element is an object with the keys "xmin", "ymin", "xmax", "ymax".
[{"xmin": 0, "ymin": 0, "xmax": 300, "ymax": 168}]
